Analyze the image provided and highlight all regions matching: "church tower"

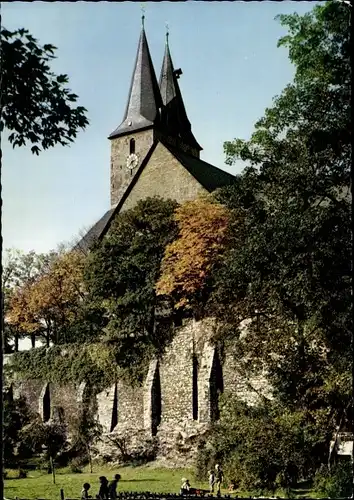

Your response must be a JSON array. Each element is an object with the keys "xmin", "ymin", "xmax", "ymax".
[
  {"xmin": 109, "ymin": 20, "xmax": 162, "ymax": 208},
  {"xmin": 158, "ymin": 33, "xmax": 202, "ymax": 158},
  {"xmin": 77, "ymin": 22, "xmax": 235, "ymax": 251},
  {"xmin": 109, "ymin": 23, "xmax": 204, "ymax": 209}
]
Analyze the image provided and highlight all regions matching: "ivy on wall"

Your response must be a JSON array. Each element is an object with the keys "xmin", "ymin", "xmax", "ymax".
[{"xmin": 5, "ymin": 343, "xmax": 150, "ymax": 391}]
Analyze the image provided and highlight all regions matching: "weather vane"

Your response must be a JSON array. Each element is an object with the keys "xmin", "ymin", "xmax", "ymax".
[
  {"xmin": 141, "ymin": 3, "xmax": 146, "ymax": 27},
  {"xmin": 165, "ymin": 21, "xmax": 169, "ymax": 43}
]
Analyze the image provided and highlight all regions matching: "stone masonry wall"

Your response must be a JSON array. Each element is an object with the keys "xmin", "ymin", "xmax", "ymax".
[
  {"xmin": 13, "ymin": 379, "xmax": 45, "ymax": 416},
  {"xmin": 110, "ymin": 129, "xmax": 154, "ymax": 208},
  {"xmin": 223, "ymin": 341, "xmax": 273, "ymax": 406},
  {"xmin": 120, "ymin": 142, "xmax": 208, "ymax": 212},
  {"xmin": 50, "ymin": 383, "xmax": 81, "ymax": 424},
  {"xmin": 8, "ymin": 319, "xmax": 271, "ymax": 466}
]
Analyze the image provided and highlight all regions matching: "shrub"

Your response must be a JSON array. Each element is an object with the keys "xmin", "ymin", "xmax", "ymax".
[
  {"xmin": 18, "ymin": 469, "xmax": 27, "ymax": 478},
  {"xmin": 314, "ymin": 462, "xmax": 353, "ymax": 498},
  {"xmin": 129, "ymin": 437, "xmax": 159, "ymax": 466},
  {"xmin": 195, "ymin": 395, "xmax": 330, "ymax": 491},
  {"xmin": 69, "ymin": 458, "xmax": 83, "ymax": 474}
]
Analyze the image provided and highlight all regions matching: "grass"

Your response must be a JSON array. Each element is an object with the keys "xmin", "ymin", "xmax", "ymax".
[
  {"xmin": 4, "ymin": 466, "xmax": 325, "ymax": 500},
  {"xmin": 4, "ymin": 465, "xmax": 211, "ymax": 500}
]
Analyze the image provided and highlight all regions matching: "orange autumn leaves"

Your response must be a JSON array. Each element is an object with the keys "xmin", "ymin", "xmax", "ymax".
[
  {"xmin": 7, "ymin": 251, "xmax": 86, "ymax": 335},
  {"xmin": 7, "ymin": 198, "xmax": 230, "ymax": 340},
  {"xmin": 156, "ymin": 197, "xmax": 230, "ymax": 308}
]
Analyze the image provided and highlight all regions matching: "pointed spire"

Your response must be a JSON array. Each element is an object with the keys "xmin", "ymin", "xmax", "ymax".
[
  {"xmin": 159, "ymin": 36, "xmax": 177, "ymax": 110},
  {"xmin": 165, "ymin": 22, "xmax": 169, "ymax": 46},
  {"xmin": 109, "ymin": 23, "xmax": 162, "ymax": 139},
  {"xmin": 159, "ymin": 33, "xmax": 202, "ymax": 152}
]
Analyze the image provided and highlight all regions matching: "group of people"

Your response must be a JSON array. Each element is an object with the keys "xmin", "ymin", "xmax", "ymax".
[
  {"xmin": 81, "ymin": 474, "xmax": 121, "ymax": 500},
  {"xmin": 180, "ymin": 464, "xmax": 224, "ymax": 496},
  {"xmin": 81, "ymin": 465, "xmax": 224, "ymax": 499}
]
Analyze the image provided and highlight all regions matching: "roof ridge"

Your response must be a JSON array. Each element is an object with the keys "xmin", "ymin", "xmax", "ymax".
[{"xmin": 162, "ymin": 141, "xmax": 235, "ymax": 181}]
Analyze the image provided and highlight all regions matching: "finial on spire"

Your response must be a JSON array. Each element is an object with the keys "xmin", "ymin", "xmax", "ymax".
[
  {"xmin": 165, "ymin": 22, "xmax": 169, "ymax": 45},
  {"xmin": 141, "ymin": 3, "xmax": 145, "ymax": 28}
]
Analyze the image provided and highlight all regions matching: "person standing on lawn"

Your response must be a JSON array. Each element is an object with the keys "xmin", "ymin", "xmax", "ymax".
[
  {"xmin": 208, "ymin": 470, "xmax": 215, "ymax": 493},
  {"xmin": 215, "ymin": 464, "xmax": 224, "ymax": 496},
  {"xmin": 81, "ymin": 483, "xmax": 91, "ymax": 499},
  {"xmin": 108, "ymin": 474, "xmax": 121, "ymax": 500},
  {"xmin": 97, "ymin": 476, "xmax": 109, "ymax": 499}
]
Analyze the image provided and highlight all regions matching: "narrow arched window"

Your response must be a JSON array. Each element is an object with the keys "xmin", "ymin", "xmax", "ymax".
[
  {"xmin": 192, "ymin": 356, "xmax": 199, "ymax": 420},
  {"xmin": 210, "ymin": 350, "xmax": 223, "ymax": 422},
  {"xmin": 110, "ymin": 383, "xmax": 118, "ymax": 432},
  {"xmin": 129, "ymin": 138, "xmax": 135, "ymax": 155},
  {"xmin": 151, "ymin": 365, "xmax": 161, "ymax": 436},
  {"xmin": 43, "ymin": 384, "xmax": 51, "ymax": 422}
]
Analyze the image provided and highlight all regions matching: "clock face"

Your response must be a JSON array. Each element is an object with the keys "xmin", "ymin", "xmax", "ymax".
[{"xmin": 126, "ymin": 153, "xmax": 139, "ymax": 170}]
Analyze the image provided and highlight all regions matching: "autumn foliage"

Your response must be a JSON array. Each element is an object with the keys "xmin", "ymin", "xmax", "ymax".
[
  {"xmin": 156, "ymin": 197, "xmax": 230, "ymax": 309},
  {"xmin": 7, "ymin": 251, "xmax": 86, "ymax": 345}
]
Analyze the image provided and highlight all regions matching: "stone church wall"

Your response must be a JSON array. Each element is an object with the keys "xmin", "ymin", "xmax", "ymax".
[
  {"xmin": 120, "ymin": 142, "xmax": 208, "ymax": 212},
  {"xmin": 110, "ymin": 129, "xmax": 154, "ymax": 208},
  {"xmin": 7, "ymin": 319, "xmax": 270, "ymax": 465}
]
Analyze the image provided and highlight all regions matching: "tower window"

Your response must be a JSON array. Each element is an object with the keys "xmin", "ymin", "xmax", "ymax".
[{"xmin": 129, "ymin": 138, "xmax": 135, "ymax": 155}]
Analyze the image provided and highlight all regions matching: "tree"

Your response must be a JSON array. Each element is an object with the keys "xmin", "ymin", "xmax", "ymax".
[
  {"xmin": 196, "ymin": 395, "xmax": 331, "ymax": 492},
  {"xmin": 3, "ymin": 394, "xmax": 35, "ymax": 466},
  {"xmin": 214, "ymin": 0, "xmax": 351, "ymax": 388},
  {"xmin": 69, "ymin": 410, "xmax": 103, "ymax": 473},
  {"xmin": 7, "ymin": 250, "xmax": 90, "ymax": 346},
  {"xmin": 2, "ymin": 249, "xmax": 57, "ymax": 351},
  {"xmin": 20, "ymin": 418, "xmax": 67, "ymax": 484},
  {"xmin": 208, "ymin": 1, "xmax": 351, "ymax": 479},
  {"xmin": 1, "ymin": 28, "xmax": 89, "ymax": 155},
  {"xmin": 84, "ymin": 197, "xmax": 178, "ymax": 374},
  {"xmin": 156, "ymin": 197, "xmax": 231, "ymax": 314}
]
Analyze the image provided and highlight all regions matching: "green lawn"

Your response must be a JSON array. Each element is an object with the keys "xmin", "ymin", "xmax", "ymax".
[
  {"xmin": 4, "ymin": 466, "xmax": 213, "ymax": 500},
  {"xmin": 4, "ymin": 466, "xmax": 324, "ymax": 500}
]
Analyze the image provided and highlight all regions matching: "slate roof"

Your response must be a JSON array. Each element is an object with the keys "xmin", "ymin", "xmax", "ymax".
[
  {"xmin": 109, "ymin": 28, "xmax": 162, "ymax": 139},
  {"xmin": 163, "ymin": 142, "xmax": 235, "ymax": 192},
  {"xmin": 159, "ymin": 40, "xmax": 202, "ymax": 152},
  {"xmin": 74, "ymin": 207, "xmax": 115, "ymax": 253}
]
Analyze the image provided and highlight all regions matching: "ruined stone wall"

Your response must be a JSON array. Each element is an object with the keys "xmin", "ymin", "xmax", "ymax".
[
  {"xmin": 96, "ymin": 380, "xmax": 144, "ymax": 434},
  {"xmin": 223, "ymin": 340, "xmax": 272, "ymax": 406},
  {"xmin": 50, "ymin": 383, "xmax": 81, "ymax": 424},
  {"xmin": 8, "ymin": 318, "xmax": 271, "ymax": 465},
  {"xmin": 12, "ymin": 379, "xmax": 45, "ymax": 416}
]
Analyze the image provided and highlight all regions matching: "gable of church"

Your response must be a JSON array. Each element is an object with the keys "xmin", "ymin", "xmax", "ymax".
[{"xmin": 120, "ymin": 142, "xmax": 208, "ymax": 213}]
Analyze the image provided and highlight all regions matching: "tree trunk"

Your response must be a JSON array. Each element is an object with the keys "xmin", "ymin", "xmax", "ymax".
[
  {"xmin": 31, "ymin": 333, "xmax": 36, "ymax": 349},
  {"xmin": 14, "ymin": 333, "xmax": 19, "ymax": 352},
  {"xmin": 88, "ymin": 444, "xmax": 93, "ymax": 473},
  {"xmin": 50, "ymin": 456, "xmax": 55, "ymax": 484}
]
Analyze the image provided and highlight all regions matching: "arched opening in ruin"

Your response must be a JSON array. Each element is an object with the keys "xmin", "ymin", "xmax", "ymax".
[
  {"xmin": 5, "ymin": 384, "xmax": 14, "ymax": 403},
  {"xmin": 110, "ymin": 383, "xmax": 118, "ymax": 432},
  {"xmin": 209, "ymin": 349, "xmax": 223, "ymax": 422},
  {"xmin": 151, "ymin": 364, "xmax": 161, "ymax": 436},
  {"xmin": 52, "ymin": 406, "xmax": 65, "ymax": 423},
  {"xmin": 42, "ymin": 384, "xmax": 51, "ymax": 422},
  {"xmin": 192, "ymin": 355, "xmax": 199, "ymax": 420}
]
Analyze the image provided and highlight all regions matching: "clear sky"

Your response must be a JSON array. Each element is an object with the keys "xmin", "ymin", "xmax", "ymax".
[{"xmin": 2, "ymin": 1, "xmax": 317, "ymax": 255}]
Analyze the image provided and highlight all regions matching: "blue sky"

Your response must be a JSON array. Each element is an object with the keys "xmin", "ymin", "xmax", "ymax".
[{"xmin": 2, "ymin": 1, "xmax": 317, "ymax": 254}]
